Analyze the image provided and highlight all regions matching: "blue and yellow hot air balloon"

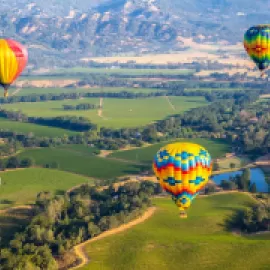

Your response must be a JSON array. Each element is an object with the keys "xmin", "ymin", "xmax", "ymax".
[
  {"xmin": 244, "ymin": 25, "xmax": 270, "ymax": 77},
  {"xmin": 153, "ymin": 142, "xmax": 212, "ymax": 218}
]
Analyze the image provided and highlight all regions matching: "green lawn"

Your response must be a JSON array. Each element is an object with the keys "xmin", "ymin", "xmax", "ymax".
[
  {"xmin": 0, "ymin": 118, "xmax": 77, "ymax": 137},
  {"xmin": 17, "ymin": 148, "xmax": 145, "ymax": 179},
  {"xmin": 109, "ymin": 139, "xmax": 230, "ymax": 164},
  {"xmin": 0, "ymin": 168, "xmax": 93, "ymax": 208},
  {"xmin": 8, "ymin": 87, "xmax": 159, "ymax": 96},
  {"xmin": 79, "ymin": 193, "xmax": 270, "ymax": 270},
  {"xmin": 1, "ymin": 96, "xmax": 208, "ymax": 128}
]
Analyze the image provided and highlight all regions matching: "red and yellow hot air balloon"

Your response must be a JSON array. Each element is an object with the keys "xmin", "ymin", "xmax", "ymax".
[
  {"xmin": 153, "ymin": 142, "xmax": 212, "ymax": 218},
  {"xmin": 0, "ymin": 39, "xmax": 28, "ymax": 97}
]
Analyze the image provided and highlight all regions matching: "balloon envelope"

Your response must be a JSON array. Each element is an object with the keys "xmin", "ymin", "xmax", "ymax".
[
  {"xmin": 153, "ymin": 142, "xmax": 212, "ymax": 216},
  {"xmin": 244, "ymin": 25, "xmax": 270, "ymax": 72},
  {"xmin": 0, "ymin": 39, "xmax": 28, "ymax": 96}
]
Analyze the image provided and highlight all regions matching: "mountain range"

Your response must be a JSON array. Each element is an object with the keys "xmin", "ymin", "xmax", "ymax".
[{"xmin": 0, "ymin": 0, "xmax": 269, "ymax": 67}]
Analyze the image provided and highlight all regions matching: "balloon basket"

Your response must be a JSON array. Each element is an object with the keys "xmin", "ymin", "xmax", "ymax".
[{"xmin": 179, "ymin": 211, "xmax": 187, "ymax": 219}]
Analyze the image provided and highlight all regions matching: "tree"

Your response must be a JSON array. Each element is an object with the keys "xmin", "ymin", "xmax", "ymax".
[
  {"xmin": 43, "ymin": 229, "xmax": 54, "ymax": 243},
  {"xmin": 20, "ymin": 157, "xmax": 34, "ymax": 168},
  {"xmin": 241, "ymin": 168, "xmax": 251, "ymax": 191},
  {"xmin": 0, "ymin": 159, "xmax": 6, "ymax": 171},
  {"xmin": 205, "ymin": 184, "xmax": 216, "ymax": 194},
  {"xmin": 6, "ymin": 157, "xmax": 20, "ymax": 168},
  {"xmin": 230, "ymin": 163, "xmax": 236, "ymax": 169},
  {"xmin": 235, "ymin": 175, "xmax": 245, "ymax": 190},
  {"xmin": 88, "ymin": 222, "xmax": 100, "ymax": 238},
  {"xmin": 250, "ymin": 183, "xmax": 257, "ymax": 193},
  {"xmin": 10, "ymin": 239, "xmax": 22, "ymax": 252},
  {"xmin": 242, "ymin": 168, "xmax": 251, "ymax": 183},
  {"xmin": 212, "ymin": 161, "xmax": 220, "ymax": 171},
  {"xmin": 220, "ymin": 180, "xmax": 237, "ymax": 190},
  {"xmin": 44, "ymin": 162, "xmax": 59, "ymax": 169}
]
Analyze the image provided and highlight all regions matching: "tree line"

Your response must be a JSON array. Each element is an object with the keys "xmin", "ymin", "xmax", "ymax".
[
  {"xmin": 63, "ymin": 103, "xmax": 98, "ymax": 111},
  {"xmin": 0, "ymin": 156, "xmax": 34, "ymax": 170}
]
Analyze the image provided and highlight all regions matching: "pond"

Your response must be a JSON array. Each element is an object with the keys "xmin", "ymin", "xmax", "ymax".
[{"xmin": 212, "ymin": 168, "xmax": 269, "ymax": 193}]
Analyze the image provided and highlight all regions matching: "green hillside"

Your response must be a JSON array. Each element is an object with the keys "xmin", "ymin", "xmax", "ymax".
[
  {"xmin": 109, "ymin": 138, "xmax": 230, "ymax": 164},
  {"xmin": 0, "ymin": 168, "xmax": 93, "ymax": 208},
  {"xmin": 79, "ymin": 193, "xmax": 270, "ymax": 270},
  {"xmin": 17, "ymin": 148, "xmax": 144, "ymax": 179}
]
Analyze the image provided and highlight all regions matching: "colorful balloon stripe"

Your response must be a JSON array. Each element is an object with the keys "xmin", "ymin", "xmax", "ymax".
[
  {"xmin": 0, "ymin": 39, "xmax": 28, "ymax": 94},
  {"xmin": 6, "ymin": 39, "xmax": 28, "ymax": 81},
  {"xmin": 244, "ymin": 25, "xmax": 270, "ymax": 71},
  {"xmin": 153, "ymin": 142, "xmax": 212, "ymax": 213}
]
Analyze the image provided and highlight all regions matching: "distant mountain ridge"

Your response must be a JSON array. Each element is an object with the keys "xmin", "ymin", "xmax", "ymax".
[{"xmin": 0, "ymin": 0, "xmax": 269, "ymax": 67}]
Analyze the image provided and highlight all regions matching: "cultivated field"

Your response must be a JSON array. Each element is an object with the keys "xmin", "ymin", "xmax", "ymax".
[
  {"xmin": 81, "ymin": 52, "xmax": 250, "ymax": 66},
  {"xmin": 58, "ymin": 144, "xmax": 99, "ymax": 155},
  {"xmin": 0, "ymin": 168, "xmax": 93, "ymax": 208},
  {"xmin": 184, "ymin": 87, "xmax": 255, "ymax": 93},
  {"xmin": 0, "ymin": 118, "xmax": 77, "ymax": 137},
  {"xmin": 109, "ymin": 138, "xmax": 230, "ymax": 164},
  {"xmin": 17, "ymin": 147, "xmax": 145, "ymax": 179},
  {"xmin": 40, "ymin": 67, "xmax": 196, "ymax": 76},
  {"xmin": 15, "ymin": 78, "xmax": 81, "ymax": 88},
  {"xmin": 78, "ymin": 193, "xmax": 270, "ymax": 270},
  {"xmin": 2, "ymin": 96, "xmax": 208, "ymax": 128}
]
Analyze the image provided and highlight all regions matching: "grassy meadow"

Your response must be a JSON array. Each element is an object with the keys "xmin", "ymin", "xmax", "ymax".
[
  {"xmin": 2, "ymin": 96, "xmax": 208, "ymax": 128},
  {"xmin": 109, "ymin": 138, "xmax": 230, "ymax": 164},
  {"xmin": 78, "ymin": 193, "xmax": 270, "ymax": 270},
  {"xmin": 0, "ymin": 168, "xmax": 93, "ymax": 208}
]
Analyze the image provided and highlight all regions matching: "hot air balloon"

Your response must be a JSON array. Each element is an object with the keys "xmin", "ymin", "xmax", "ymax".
[
  {"xmin": 244, "ymin": 25, "xmax": 270, "ymax": 77},
  {"xmin": 0, "ymin": 39, "xmax": 28, "ymax": 97},
  {"xmin": 153, "ymin": 142, "xmax": 212, "ymax": 218}
]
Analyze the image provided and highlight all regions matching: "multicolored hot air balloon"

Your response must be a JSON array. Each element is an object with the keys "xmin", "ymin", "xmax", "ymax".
[
  {"xmin": 0, "ymin": 39, "xmax": 28, "ymax": 97},
  {"xmin": 153, "ymin": 142, "xmax": 212, "ymax": 218},
  {"xmin": 244, "ymin": 25, "xmax": 270, "ymax": 77}
]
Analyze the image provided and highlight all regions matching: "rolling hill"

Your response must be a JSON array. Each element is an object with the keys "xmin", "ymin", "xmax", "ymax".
[{"xmin": 78, "ymin": 193, "xmax": 270, "ymax": 270}]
